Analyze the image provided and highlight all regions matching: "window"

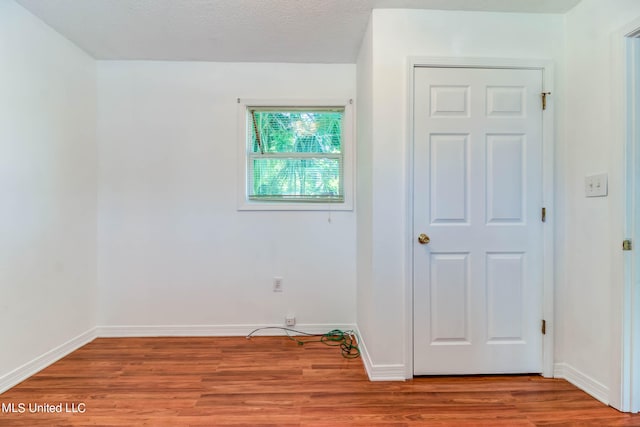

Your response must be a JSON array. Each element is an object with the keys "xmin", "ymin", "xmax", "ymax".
[{"xmin": 238, "ymin": 99, "xmax": 353, "ymax": 210}]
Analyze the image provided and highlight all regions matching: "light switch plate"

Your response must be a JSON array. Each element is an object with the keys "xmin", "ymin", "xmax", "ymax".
[{"xmin": 585, "ymin": 173, "xmax": 608, "ymax": 197}]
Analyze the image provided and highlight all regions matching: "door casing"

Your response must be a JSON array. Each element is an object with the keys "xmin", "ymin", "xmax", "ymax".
[
  {"xmin": 405, "ymin": 57, "xmax": 555, "ymax": 379},
  {"xmin": 610, "ymin": 17, "xmax": 640, "ymax": 413}
]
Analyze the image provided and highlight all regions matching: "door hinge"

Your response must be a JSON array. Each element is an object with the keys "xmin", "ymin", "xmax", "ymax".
[
  {"xmin": 623, "ymin": 239, "xmax": 633, "ymax": 251},
  {"xmin": 541, "ymin": 207, "xmax": 546, "ymax": 222},
  {"xmin": 541, "ymin": 92, "xmax": 551, "ymax": 110},
  {"xmin": 541, "ymin": 319, "xmax": 547, "ymax": 335}
]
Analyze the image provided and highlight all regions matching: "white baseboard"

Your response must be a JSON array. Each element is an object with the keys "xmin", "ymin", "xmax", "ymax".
[
  {"xmin": 96, "ymin": 323, "xmax": 357, "ymax": 337},
  {"xmin": 0, "ymin": 328, "xmax": 97, "ymax": 394},
  {"xmin": 554, "ymin": 362, "xmax": 609, "ymax": 405},
  {"xmin": 356, "ymin": 327, "xmax": 406, "ymax": 381}
]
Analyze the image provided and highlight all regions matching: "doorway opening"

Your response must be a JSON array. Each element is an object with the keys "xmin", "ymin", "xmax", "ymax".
[{"xmin": 623, "ymin": 30, "xmax": 640, "ymax": 414}]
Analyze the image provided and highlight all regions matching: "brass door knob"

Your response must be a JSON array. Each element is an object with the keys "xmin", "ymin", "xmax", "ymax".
[{"xmin": 417, "ymin": 233, "xmax": 430, "ymax": 245}]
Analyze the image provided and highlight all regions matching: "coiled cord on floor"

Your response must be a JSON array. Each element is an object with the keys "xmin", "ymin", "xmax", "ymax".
[{"xmin": 246, "ymin": 327, "xmax": 360, "ymax": 359}]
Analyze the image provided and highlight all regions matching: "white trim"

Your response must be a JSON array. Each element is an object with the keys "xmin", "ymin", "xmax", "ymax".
[
  {"xmin": 0, "ymin": 328, "xmax": 97, "ymax": 394},
  {"xmin": 406, "ymin": 56, "xmax": 555, "ymax": 378},
  {"xmin": 404, "ymin": 56, "xmax": 415, "ymax": 379},
  {"xmin": 627, "ymin": 35, "xmax": 640, "ymax": 415},
  {"xmin": 96, "ymin": 323, "xmax": 357, "ymax": 338},
  {"xmin": 407, "ymin": 56, "xmax": 554, "ymax": 70},
  {"xmin": 236, "ymin": 98, "xmax": 355, "ymax": 211},
  {"xmin": 555, "ymin": 363, "xmax": 610, "ymax": 405},
  {"xmin": 540, "ymin": 61, "xmax": 556, "ymax": 379},
  {"xmin": 357, "ymin": 327, "xmax": 406, "ymax": 381},
  {"xmin": 610, "ymin": 15, "xmax": 640, "ymax": 413}
]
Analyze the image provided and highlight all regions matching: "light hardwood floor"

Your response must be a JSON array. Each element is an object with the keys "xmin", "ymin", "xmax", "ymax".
[{"xmin": 1, "ymin": 336, "xmax": 639, "ymax": 426}]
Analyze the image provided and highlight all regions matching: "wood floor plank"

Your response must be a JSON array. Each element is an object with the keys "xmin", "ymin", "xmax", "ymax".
[{"xmin": 0, "ymin": 336, "xmax": 639, "ymax": 426}]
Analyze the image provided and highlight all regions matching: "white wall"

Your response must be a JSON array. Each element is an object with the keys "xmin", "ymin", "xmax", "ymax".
[
  {"xmin": 356, "ymin": 9, "xmax": 564, "ymax": 374},
  {"xmin": 97, "ymin": 61, "xmax": 357, "ymax": 330},
  {"xmin": 563, "ymin": 0, "xmax": 640, "ymax": 407},
  {"xmin": 356, "ymin": 19, "xmax": 375, "ymax": 370},
  {"xmin": 0, "ymin": 0, "xmax": 97, "ymax": 386}
]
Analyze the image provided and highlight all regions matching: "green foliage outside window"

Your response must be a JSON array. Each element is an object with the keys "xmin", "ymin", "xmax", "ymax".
[{"xmin": 248, "ymin": 108, "xmax": 344, "ymax": 202}]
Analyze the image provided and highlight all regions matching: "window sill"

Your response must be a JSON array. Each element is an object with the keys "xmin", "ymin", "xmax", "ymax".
[{"xmin": 237, "ymin": 199, "xmax": 353, "ymax": 211}]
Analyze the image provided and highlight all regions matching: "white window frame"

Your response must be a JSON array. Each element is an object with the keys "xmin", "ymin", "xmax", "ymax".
[{"xmin": 237, "ymin": 98, "xmax": 354, "ymax": 211}]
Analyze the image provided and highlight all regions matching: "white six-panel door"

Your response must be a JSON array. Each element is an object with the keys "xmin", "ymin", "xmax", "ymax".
[{"xmin": 413, "ymin": 67, "xmax": 544, "ymax": 375}]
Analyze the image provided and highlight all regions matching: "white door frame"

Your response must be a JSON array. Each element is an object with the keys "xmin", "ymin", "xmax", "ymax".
[
  {"xmin": 610, "ymin": 18, "xmax": 640, "ymax": 413},
  {"xmin": 406, "ymin": 57, "xmax": 555, "ymax": 379}
]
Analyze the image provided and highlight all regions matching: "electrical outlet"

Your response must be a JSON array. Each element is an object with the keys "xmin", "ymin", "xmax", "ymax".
[
  {"xmin": 273, "ymin": 277, "xmax": 283, "ymax": 292},
  {"xmin": 285, "ymin": 315, "xmax": 296, "ymax": 326}
]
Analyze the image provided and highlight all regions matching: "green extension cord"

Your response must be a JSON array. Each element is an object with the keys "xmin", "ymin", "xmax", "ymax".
[{"xmin": 246, "ymin": 327, "xmax": 361, "ymax": 359}]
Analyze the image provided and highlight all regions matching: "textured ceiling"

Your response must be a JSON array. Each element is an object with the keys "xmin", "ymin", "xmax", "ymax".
[{"xmin": 15, "ymin": 0, "xmax": 581, "ymax": 63}]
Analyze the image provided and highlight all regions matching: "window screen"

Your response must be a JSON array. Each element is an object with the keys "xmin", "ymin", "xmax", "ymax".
[{"xmin": 247, "ymin": 107, "xmax": 344, "ymax": 202}]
